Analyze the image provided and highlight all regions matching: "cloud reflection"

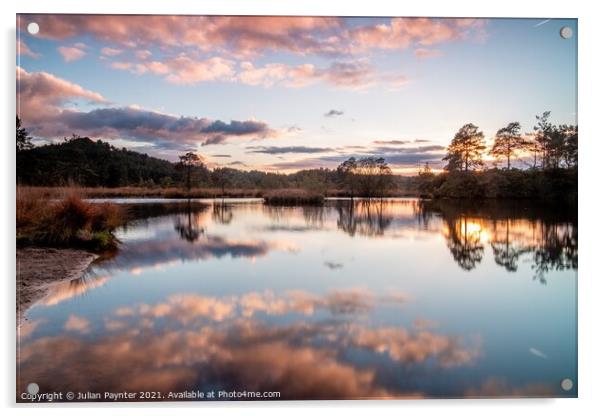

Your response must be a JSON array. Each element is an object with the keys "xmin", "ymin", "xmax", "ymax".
[{"xmin": 18, "ymin": 289, "xmax": 481, "ymax": 400}]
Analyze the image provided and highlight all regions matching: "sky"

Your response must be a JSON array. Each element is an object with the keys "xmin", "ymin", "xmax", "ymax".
[{"xmin": 16, "ymin": 15, "xmax": 577, "ymax": 174}]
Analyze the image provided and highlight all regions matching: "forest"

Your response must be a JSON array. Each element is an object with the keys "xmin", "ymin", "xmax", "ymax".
[{"xmin": 16, "ymin": 112, "xmax": 577, "ymax": 200}]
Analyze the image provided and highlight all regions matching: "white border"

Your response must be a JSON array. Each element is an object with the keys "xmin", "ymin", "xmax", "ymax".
[{"xmin": 2, "ymin": 1, "xmax": 601, "ymax": 415}]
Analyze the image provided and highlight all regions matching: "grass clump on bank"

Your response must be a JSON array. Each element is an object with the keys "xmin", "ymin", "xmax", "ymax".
[
  {"xmin": 17, "ymin": 189, "xmax": 123, "ymax": 251},
  {"xmin": 263, "ymin": 189, "xmax": 325, "ymax": 205}
]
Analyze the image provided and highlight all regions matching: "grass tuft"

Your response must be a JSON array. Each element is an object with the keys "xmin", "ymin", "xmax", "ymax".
[{"xmin": 17, "ymin": 189, "xmax": 123, "ymax": 251}]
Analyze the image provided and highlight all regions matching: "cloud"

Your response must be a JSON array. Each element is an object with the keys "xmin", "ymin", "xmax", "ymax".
[
  {"xmin": 228, "ymin": 161, "xmax": 247, "ymax": 167},
  {"xmin": 324, "ymin": 261, "xmax": 344, "ymax": 270},
  {"xmin": 18, "ymin": 289, "xmax": 482, "ymax": 399},
  {"xmin": 350, "ymin": 326, "xmax": 481, "ymax": 368},
  {"xmin": 413, "ymin": 318, "xmax": 439, "ymax": 330},
  {"xmin": 350, "ymin": 17, "xmax": 487, "ymax": 51},
  {"xmin": 246, "ymin": 146, "xmax": 334, "ymax": 155},
  {"xmin": 165, "ymin": 56, "xmax": 235, "ymax": 85},
  {"xmin": 237, "ymin": 60, "xmax": 378, "ymax": 90},
  {"xmin": 17, "ymin": 67, "xmax": 277, "ymax": 150},
  {"xmin": 17, "ymin": 66, "xmax": 108, "ymax": 123},
  {"xmin": 21, "ymin": 15, "xmax": 345, "ymax": 57},
  {"xmin": 324, "ymin": 109, "xmax": 344, "ymax": 117},
  {"xmin": 110, "ymin": 56, "xmax": 235, "ymax": 84},
  {"xmin": 42, "ymin": 276, "xmax": 109, "ymax": 306},
  {"xmin": 64, "ymin": 314, "xmax": 90, "ymax": 333},
  {"xmin": 57, "ymin": 45, "xmax": 86, "ymax": 62},
  {"xmin": 414, "ymin": 48, "xmax": 444, "ymax": 58},
  {"xmin": 55, "ymin": 108, "xmax": 274, "ymax": 148},
  {"xmin": 17, "ymin": 39, "xmax": 39, "ymax": 58},
  {"xmin": 22, "ymin": 15, "xmax": 486, "ymax": 58},
  {"xmin": 200, "ymin": 120, "xmax": 275, "ymax": 145},
  {"xmin": 20, "ymin": 16, "xmax": 486, "ymax": 90},
  {"xmin": 99, "ymin": 233, "xmax": 298, "ymax": 273},
  {"xmin": 370, "ymin": 145, "xmax": 445, "ymax": 154},
  {"xmin": 135, "ymin": 49, "xmax": 152, "ymax": 60},
  {"xmin": 465, "ymin": 377, "xmax": 555, "ymax": 398},
  {"xmin": 373, "ymin": 140, "xmax": 409, "ymax": 145},
  {"xmin": 100, "ymin": 47, "xmax": 123, "ymax": 57},
  {"xmin": 265, "ymin": 145, "xmax": 446, "ymax": 171}
]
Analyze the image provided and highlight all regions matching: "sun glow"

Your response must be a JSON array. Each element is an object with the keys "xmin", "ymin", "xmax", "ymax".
[{"xmin": 458, "ymin": 219, "xmax": 491, "ymax": 244}]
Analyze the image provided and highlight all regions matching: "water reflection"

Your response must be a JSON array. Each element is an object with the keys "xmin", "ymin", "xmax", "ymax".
[
  {"xmin": 418, "ymin": 199, "xmax": 578, "ymax": 282},
  {"xmin": 40, "ymin": 274, "xmax": 110, "ymax": 306},
  {"xmin": 18, "ymin": 198, "xmax": 577, "ymax": 400},
  {"xmin": 336, "ymin": 200, "xmax": 393, "ymax": 237},
  {"xmin": 119, "ymin": 199, "xmax": 578, "ymax": 282},
  {"xmin": 173, "ymin": 201, "xmax": 206, "ymax": 242},
  {"xmin": 19, "ymin": 289, "xmax": 484, "ymax": 400}
]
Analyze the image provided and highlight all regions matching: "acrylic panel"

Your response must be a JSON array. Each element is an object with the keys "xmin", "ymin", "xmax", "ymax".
[{"xmin": 16, "ymin": 14, "xmax": 577, "ymax": 402}]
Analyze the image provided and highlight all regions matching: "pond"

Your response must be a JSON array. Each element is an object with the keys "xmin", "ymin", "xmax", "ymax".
[{"xmin": 17, "ymin": 198, "xmax": 577, "ymax": 400}]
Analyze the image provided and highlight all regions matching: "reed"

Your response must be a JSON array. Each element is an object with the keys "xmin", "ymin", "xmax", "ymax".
[{"xmin": 17, "ymin": 187, "xmax": 123, "ymax": 251}]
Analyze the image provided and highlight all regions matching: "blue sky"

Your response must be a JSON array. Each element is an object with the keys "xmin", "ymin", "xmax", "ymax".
[{"xmin": 17, "ymin": 15, "xmax": 577, "ymax": 173}]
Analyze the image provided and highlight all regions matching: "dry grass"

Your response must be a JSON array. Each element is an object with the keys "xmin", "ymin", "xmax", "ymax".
[
  {"xmin": 17, "ymin": 186, "xmax": 264, "ymax": 199},
  {"xmin": 17, "ymin": 187, "xmax": 123, "ymax": 251},
  {"xmin": 18, "ymin": 185, "xmax": 420, "ymax": 200}
]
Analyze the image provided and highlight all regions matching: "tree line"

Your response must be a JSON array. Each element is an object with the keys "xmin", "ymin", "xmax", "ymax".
[
  {"xmin": 16, "ymin": 118, "xmax": 404, "ymax": 194},
  {"xmin": 417, "ymin": 112, "xmax": 577, "ymax": 200},
  {"xmin": 16, "ymin": 112, "xmax": 577, "ymax": 200},
  {"xmin": 440, "ymin": 112, "xmax": 577, "ymax": 172}
]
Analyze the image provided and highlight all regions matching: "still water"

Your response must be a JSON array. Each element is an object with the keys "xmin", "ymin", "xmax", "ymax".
[{"xmin": 17, "ymin": 198, "xmax": 577, "ymax": 400}]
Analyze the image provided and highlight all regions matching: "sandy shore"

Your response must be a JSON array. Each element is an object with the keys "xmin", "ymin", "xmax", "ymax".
[{"xmin": 16, "ymin": 248, "xmax": 98, "ymax": 325}]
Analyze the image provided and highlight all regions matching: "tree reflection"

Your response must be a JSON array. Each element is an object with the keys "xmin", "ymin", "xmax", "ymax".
[
  {"xmin": 444, "ymin": 218, "xmax": 484, "ymax": 271},
  {"xmin": 174, "ymin": 199, "xmax": 205, "ymax": 242},
  {"xmin": 532, "ymin": 222, "xmax": 578, "ymax": 284},
  {"xmin": 419, "ymin": 200, "xmax": 577, "ymax": 281},
  {"xmin": 490, "ymin": 219, "xmax": 530, "ymax": 272},
  {"xmin": 212, "ymin": 201, "xmax": 233, "ymax": 225},
  {"xmin": 336, "ymin": 199, "xmax": 392, "ymax": 237}
]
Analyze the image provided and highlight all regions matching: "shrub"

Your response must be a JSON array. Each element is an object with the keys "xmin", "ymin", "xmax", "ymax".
[{"xmin": 16, "ymin": 190, "xmax": 123, "ymax": 251}]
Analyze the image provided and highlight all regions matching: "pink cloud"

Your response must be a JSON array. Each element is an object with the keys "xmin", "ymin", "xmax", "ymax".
[
  {"xmin": 17, "ymin": 39, "xmax": 39, "ymax": 58},
  {"xmin": 135, "ymin": 49, "xmax": 152, "ymax": 60},
  {"xmin": 237, "ymin": 60, "xmax": 408, "ymax": 91},
  {"xmin": 164, "ymin": 56, "xmax": 235, "ymax": 84},
  {"xmin": 17, "ymin": 66, "xmax": 107, "ymax": 125},
  {"xmin": 100, "ymin": 47, "xmax": 123, "ymax": 57},
  {"xmin": 110, "ymin": 56, "xmax": 234, "ymax": 84},
  {"xmin": 17, "ymin": 67, "xmax": 277, "ymax": 149},
  {"xmin": 350, "ymin": 17, "xmax": 487, "ymax": 51},
  {"xmin": 21, "ymin": 15, "xmax": 343, "ymax": 56},
  {"xmin": 19, "ymin": 15, "xmax": 486, "ymax": 91},
  {"xmin": 64, "ymin": 314, "xmax": 90, "ymax": 333},
  {"xmin": 57, "ymin": 45, "xmax": 86, "ymax": 62},
  {"xmin": 21, "ymin": 15, "xmax": 486, "ymax": 58},
  {"xmin": 414, "ymin": 48, "xmax": 444, "ymax": 58}
]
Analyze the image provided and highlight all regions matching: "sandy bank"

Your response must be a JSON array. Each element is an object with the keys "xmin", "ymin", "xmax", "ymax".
[{"xmin": 17, "ymin": 248, "xmax": 98, "ymax": 325}]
